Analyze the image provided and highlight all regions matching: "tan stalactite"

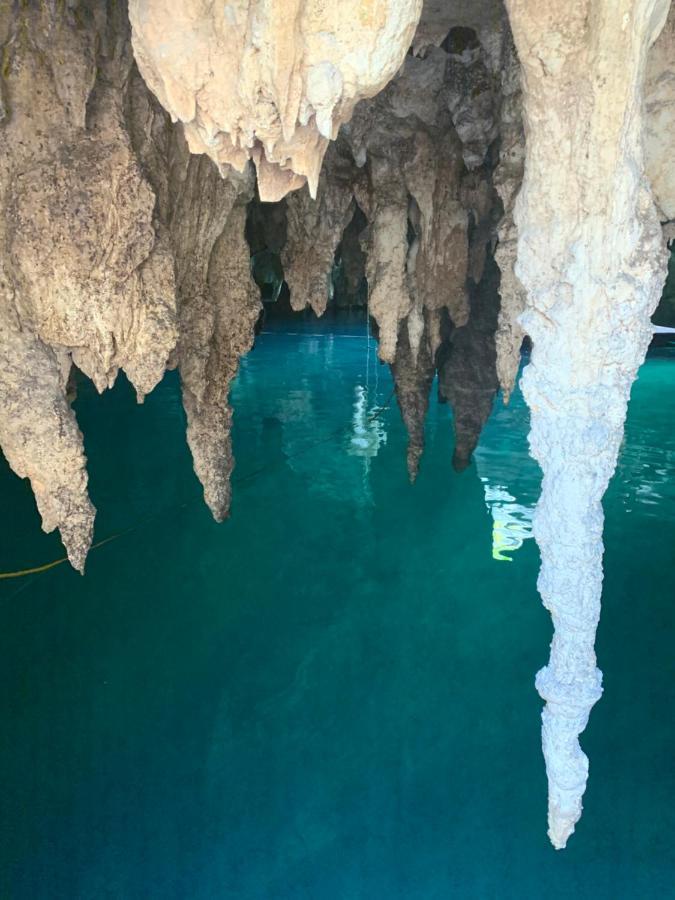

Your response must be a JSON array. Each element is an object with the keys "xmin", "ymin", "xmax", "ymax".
[
  {"xmin": 0, "ymin": 328, "xmax": 95, "ymax": 574},
  {"xmin": 493, "ymin": 30, "xmax": 527, "ymax": 402},
  {"xmin": 390, "ymin": 323, "xmax": 436, "ymax": 482},
  {"xmin": 0, "ymin": 3, "xmax": 177, "ymax": 570},
  {"xmin": 282, "ymin": 142, "xmax": 361, "ymax": 316},
  {"xmin": 344, "ymin": 47, "xmax": 469, "ymax": 366},
  {"xmin": 126, "ymin": 69, "xmax": 260, "ymax": 523},
  {"xmin": 645, "ymin": 0, "xmax": 675, "ymax": 240},
  {"xmin": 505, "ymin": 0, "xmax": 671, "ymax": 848},
  {"xmin": 181, "ymin": 201, "xmax": 260, "ymax": 521},
  {"xmin": 128, "ymin": 0, "xmax": 424, "ymax": 201}
]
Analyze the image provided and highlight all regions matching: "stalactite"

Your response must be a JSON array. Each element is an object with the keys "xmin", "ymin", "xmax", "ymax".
[
  {"xmin": 391, "ymin": 321, "xmax": 437, "ymax": 481},
  {"xmin": 505, "ymin": 0, "xmax": 671, "ymax": 848},
  {"xmin": 128, "ymin": 0, "xmax": 423, "ymax": 201},
  {"xmin": 332, "ymin": 206, "xmax": 369, "ymax": 310},
  {"xmin": 645, "ymin": 0, "xmax": 675, "ymax": 242},
  {"xmin": 282, "ymin": 142, "xmax": 360, "ymax": 316},
  {"xmin": 0, "ymin": 2, "xmax": 176, "ymax": 569},
  {"xmin": 437, "ymin": 253, "xmax": 500, "ymax": 472},
  {"xmin": 493, "ymin": 31, "xmax": 526, "ymax": 402},
  {"xmin": 341, "ymin": 35, "xmax": 508, "ymax": 474},
  {"xmin": 444, "ymin": 27, "xmax": 500, "ymax": 170},
  {"xmin": 126, "ymin": 70, "xmax": 260, "ymax": 522},
  {"xmin": 0, "ymin": 329, "xmax": 94, "ymax": 573},
  {"xmin": 181, "ymin": 203, "xmax": 260, "ymax": 520}
]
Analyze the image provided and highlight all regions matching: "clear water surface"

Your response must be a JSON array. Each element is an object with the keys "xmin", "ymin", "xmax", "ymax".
[{"xmin": 1, "ymin": 322, "xmax": 674, "ymax": 898}]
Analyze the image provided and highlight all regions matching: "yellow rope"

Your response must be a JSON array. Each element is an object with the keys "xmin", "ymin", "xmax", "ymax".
[
  {"xmin": 0, "ymin": 534, "xmax": 120, "ymax": 580},
  {"xmin": 0, "ymin": 555, "xmax": 68, "ymax": 579}
]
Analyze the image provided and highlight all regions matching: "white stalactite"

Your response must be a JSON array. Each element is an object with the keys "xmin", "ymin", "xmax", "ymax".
[
  {"xmin": 505, "ymin": 0, "xmax": 671, "ymax": 848},
  {"xmin": 128, "ymin": 0, "xmax": 423, "ymax": 201}
]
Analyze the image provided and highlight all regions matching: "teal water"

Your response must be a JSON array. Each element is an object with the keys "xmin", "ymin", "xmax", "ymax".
[{"xmin": 1, "ymin": 326, "xmax": 674, "ymax": 898}]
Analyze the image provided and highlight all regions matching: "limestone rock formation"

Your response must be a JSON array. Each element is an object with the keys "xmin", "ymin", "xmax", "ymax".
[
  {"xmin": 391, "ymin": 325, "xmax": 437, "ymax": 482},
  {"xmin": 506, "ymin": 0, "xmax": 671, "ymax": 848},
  {"xmin": 340, "ymin": 27, "xmax": 510, "ymax": 478},
  {"xmin": 345, "ymin": 46, "xmax": 470, "ymax": 366},
  {"xmin": 493, "ymin": 33, "xmax": 526, "ymax": 402},
  {"xmin": 0, "ymin": 1, "xmax": 262, "ymax": 564},
  {"xmin": 128, "ymin": 0, "xmax": 423, "ymax": 201},
  {"xmin": 645, "ymin": 0, "xmax": 675, "ymax": 239},
  {"xmin": 282, "ymin": 142, "xmax": 360, "ymax": 316},
  {"xmin": 126, "ymin": 72, "xmax": 260, "ymax": 521},
  {"xmin": 234, "ymin": 27, "xmax": 508, "ymax": 480},
  {"xmin": 437, "ymin": 254, "xmax": 500, "ymax": 472},
  {"xmin": 0, "ymin": 2, "xmax": 177, "ymax": 570}
]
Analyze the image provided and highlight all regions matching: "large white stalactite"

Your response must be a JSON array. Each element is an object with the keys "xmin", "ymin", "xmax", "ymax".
[{"xmin": 505, "ymin": 0, "xmax": 671, "ymax": 848}]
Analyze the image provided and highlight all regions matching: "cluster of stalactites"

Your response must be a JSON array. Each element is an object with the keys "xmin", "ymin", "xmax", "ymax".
[
  {"xmin": 246, "ymin": 22, "xmax": 510, "ymax": 480},
  {"xmin": 128, "ymin": 0, "xmax": 423, "ymax": 202},
  {"xmin": 0, "ymin": 0, "xmax": 523, "ymax": 572},
  {"xmin": 0, "ymin": 0, "xmax": 508, "ymax": 571}
]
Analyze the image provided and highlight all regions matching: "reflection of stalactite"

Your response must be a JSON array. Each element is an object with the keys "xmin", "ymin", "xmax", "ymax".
[{"xmin": 480, "ymin": 480, "xmax": 534, "ymax": 562}]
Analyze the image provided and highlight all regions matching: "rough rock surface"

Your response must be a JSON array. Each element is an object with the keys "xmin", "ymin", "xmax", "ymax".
[
  {"xmin": 126, "ymin": 71, "xmax": 260, "ymax": 521},
  {"xmin": 645, "ymin": 0, "xmax": 675, "ymax": 238},
  {"xmin": 282, "ymin": 142, "xmax": 360, "ymax": 315},
  {"xmin": 0, "ymin": 3, "xmax": 177, "ymax": 569},
  {"xmin": 345, "ymin": 47, "xmax": 470, "ymax": 367},
  {"xmin": 506, "ymin": 0, "xmax": 671, "ymax": 848},
  {"xmin": 391, "ymin": 326, "xmax": 436, "ymax": 482},
  {"xmin": 0, "ymin": 2, "xmax": 262, "ymax": 564},
  {"xmin": 493, "ymin": 32, "xmax": 526, "ymax": 401},
  {"xmin": 128, "ymin": 0, "xmax": 423, "ymax": 201},
  {"xmin": 438, "ymin": 254, "xmax": 500, "ymax": 472}
]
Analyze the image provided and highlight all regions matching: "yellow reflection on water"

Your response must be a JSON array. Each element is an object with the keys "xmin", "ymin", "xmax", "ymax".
[{"xmin": 480, "ymin": 479, "xmax": 534, "ymax": 562}]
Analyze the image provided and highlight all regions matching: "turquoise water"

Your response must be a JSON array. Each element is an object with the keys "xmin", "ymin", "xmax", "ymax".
[{"xmin": 1, "ymin": 325, "xmax": 674, "ymax": 898}]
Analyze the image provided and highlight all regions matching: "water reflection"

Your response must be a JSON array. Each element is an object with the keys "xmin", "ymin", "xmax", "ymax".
[
  {"xmin": 472, "ymin": 395, "xmax": 537, "ymax": 563},
  {"xmin": 480, "ymin": 479, "xmax": 534, "ymax": 562},
  {"xmin": 347, "ymin": 384, "xmax": 387, "ymax": 460}
]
